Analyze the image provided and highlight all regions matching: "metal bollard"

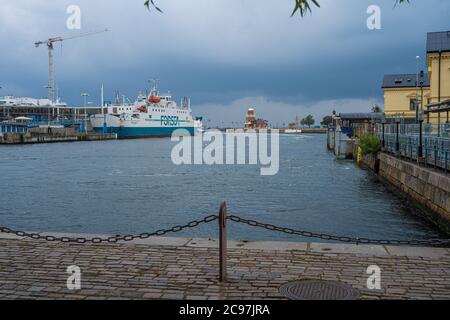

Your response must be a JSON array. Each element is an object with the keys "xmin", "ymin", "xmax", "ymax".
[{"xmin": 219, "ymin": 202, "xmax": 227, "ymax": 282}]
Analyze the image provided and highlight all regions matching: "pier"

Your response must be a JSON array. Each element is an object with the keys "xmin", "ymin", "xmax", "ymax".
[
  {"xmin": 0, "ymin": 232, "xmax": 449, "ymax": 300},
  {"xmin": 220, "ymin": 128, "xmax": 327, "ymax": 134},
  {"xmin": 0, "ymin": 127, "xmax": 116, "ymax": 144}
]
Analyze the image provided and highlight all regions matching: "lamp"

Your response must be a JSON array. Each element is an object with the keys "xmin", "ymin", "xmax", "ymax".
[
  {"xmin": 381, "ymin": 118, "xmax": 386, "ymax": 149},
  {"xmin": 81, "ymin": 93, "xmax": 90, "ymax": 133},
  {"xmin": 418, "ymin": 111, "xmax": 424, "ymax": 159},
  {"xmin": 395, "ymin": 114, "xmax": 401, "ymax": 153}
]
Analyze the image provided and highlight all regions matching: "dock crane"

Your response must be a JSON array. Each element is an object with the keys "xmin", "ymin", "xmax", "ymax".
[{"xmin": 35, "ymin": 29, "xmax": 108, "ymax": 105}]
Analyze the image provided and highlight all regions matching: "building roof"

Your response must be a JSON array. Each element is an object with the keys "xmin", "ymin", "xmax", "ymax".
[
  {"xmin": 427, "ymin": 31, "xmax": 450, "ymax": 53},
  {"xmin": 337, "ymin": 113, "xmax": 385, "ymax": 121},
  {"xmin": 382, "ymin": 73, "xmax": 430, "ymax": 89}
]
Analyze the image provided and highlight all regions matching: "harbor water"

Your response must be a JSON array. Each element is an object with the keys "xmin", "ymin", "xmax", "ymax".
[{"xmin": 0, "ymin": 134, "xmax": 444, "ymax": 242}]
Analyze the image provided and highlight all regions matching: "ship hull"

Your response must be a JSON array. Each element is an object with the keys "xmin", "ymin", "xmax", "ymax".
[{"xmin": 92, "ymin": 126, "xmax": 195, "ymax": 139}]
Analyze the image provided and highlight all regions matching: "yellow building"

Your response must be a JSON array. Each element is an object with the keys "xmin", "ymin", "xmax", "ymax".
[
  {"xmin": 383, "ymin": 31, "xmax": 450, "ymax": 124},
  {"xmin": 382, "ymin": 73, "xmax": 430, "ymax": 119},
  {"xmin": 426, "ymin": 31, "xmax": 450, "ymax": 124}
]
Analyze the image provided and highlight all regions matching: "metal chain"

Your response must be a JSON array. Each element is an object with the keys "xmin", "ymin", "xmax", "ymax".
[
  {"xmin": 1, "ymin": 213, "xmax": 449, "ymax": 247},
  {"xmin": 227, "ymin": 215, "xmax": 450, "ymax": 247},
  {"xmin": 0, "ymin": 215, "xmax": 218, "ymax": 244}
]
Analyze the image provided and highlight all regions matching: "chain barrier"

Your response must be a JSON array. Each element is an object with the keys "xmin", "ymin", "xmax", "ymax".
[
  {"xmin": 1, "ymin": 213, "xmax": 449, "ymax": 247},
  {"xmin": 227, "ymin": 215, "xmax": 450, "ymax": 247},
  {"xmin": 0, "ymin": 215, "xmax": 218, "ymax": 244}
]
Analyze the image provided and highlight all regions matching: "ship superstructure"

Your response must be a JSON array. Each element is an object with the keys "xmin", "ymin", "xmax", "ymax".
[{"xmin": 90, "ymin": 82, "xmax": 202, "ymax": 138}]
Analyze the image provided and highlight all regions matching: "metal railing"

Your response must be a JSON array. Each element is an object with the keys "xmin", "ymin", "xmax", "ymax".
[
  {"xmin": 1, "ymin": 203, "xmax": 449, "ymax": 247},
  {"xmin": 377, "ymin": 123, "xmax": 450, "ymax": 172}
]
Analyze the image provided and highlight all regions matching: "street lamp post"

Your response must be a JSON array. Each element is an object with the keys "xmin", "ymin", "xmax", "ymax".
[
  {"xmin": 43, "ymin": 85, "xmax": 52, "ymax": 127},
  {"xmin": 81, "ymin": 93, "xmax": 89, "ymax": 133},
  {"xmin": 418, "ymin": 112, "xmax": 424, "ymax": 159},
  {"xmin": 0, "ymin": 85, "xmax": 3, "ymax": 119},
  {"xmin": 395, "ymin": 115, "xmax": 401, "ymax": 154},
  {"xmin": 415, "ymin": 56, "xmax": 420, "ymax": 124}
]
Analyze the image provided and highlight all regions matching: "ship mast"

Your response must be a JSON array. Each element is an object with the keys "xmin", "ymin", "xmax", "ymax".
[{"xmin": 149, "ymin": 78, "xmax": 159, "ymax": 96}]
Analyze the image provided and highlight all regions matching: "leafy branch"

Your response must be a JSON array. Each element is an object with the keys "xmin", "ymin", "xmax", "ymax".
[
  {"xmin": 144, "ymin": 0, "xmax": 163, "ymax": 13},
  {"xmin": 291, "ymin": 0, "xmax": 320, "ymax": 17},
  {"xmin": 144, "ymin": 0, "xmax": 410, "ymax": 17}
]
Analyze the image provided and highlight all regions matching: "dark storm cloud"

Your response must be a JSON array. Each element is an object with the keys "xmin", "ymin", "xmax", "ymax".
[{"xmin": 0, "ymin": 0, "xmax": 449, "ymax": 122}]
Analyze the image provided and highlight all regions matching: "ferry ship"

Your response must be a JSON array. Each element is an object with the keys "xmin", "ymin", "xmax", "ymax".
[{"xmin": 90, "ymin": 82, "xmax": 202, "ymax": 139}]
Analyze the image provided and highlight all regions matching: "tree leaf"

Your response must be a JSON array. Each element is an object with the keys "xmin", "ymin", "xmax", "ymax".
[{"xmin": 144, "ymin": 0, "xmax": 163, "ymax": 13}]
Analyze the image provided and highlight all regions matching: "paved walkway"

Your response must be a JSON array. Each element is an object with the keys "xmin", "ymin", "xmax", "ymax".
[{"xmin": 0, "ymin": 233, "xmax": 449, "ymax": 300}]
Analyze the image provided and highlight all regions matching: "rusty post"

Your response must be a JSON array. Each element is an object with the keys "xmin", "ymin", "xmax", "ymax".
[{"xmin": 219, "ymin": 202, "xmax": 227, "ymax": 282}]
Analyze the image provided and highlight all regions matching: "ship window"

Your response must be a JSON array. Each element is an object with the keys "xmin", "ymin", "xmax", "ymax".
[{"xmin": 149, "ymin": 115, "xmax": 152, "ymax": 119}]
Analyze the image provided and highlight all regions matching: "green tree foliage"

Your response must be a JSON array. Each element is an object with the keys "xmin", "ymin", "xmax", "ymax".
[
  {"xmin": 359, "ymin": 134, "xmax": 381, "ymax": 155},
  {"xmin": 144, "ymin": 0, "xmax": 162, "ymax": 12},
  {"xmin": 291, "ymin": 0, "xmax": 409, "ymax": 16},
  {"xmin": 145, "ymin": 0, "xmax": 410, "ymax": 16},
  {"xmin": 320, "ymin": 115, "xmax": 333, "ymax": 126},
  {"xmin": 301, "ymin": 115, "xmax": 315, "ymax": 127}
]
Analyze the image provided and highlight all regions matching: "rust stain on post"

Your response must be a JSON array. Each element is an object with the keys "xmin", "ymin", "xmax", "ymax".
[{"xmin": 219, "ymin": 202, "xmax": 227, "ymax": 282}]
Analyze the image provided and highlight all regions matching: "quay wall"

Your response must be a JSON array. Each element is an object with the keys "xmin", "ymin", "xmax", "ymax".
[
  {"xmin": 0, "ymin": 132, "xmax": 117, "ymax": 144},
  {"xmin": 378, "ymin": 153, "xmax": 450, "ymax": 231},
  {"xmin": 329, "ymin": 130, "xmax": 449, "ymax": 232},
  {"xmin": 357, "ymin": 151, "xmax": 450, "ymax": 232}
]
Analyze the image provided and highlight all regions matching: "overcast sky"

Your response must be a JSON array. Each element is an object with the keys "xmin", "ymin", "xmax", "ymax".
[{"xmin": 0, "ymin": 0, "xmax": 449, "ymax": 125}]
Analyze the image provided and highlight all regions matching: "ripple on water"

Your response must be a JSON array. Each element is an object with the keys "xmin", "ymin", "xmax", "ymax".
[{"xmin": 0, "ymin": 135, "xmax": 444, "ymax": 241}]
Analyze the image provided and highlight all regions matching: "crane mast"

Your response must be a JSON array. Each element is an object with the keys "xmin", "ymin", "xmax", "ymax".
[
  {"xmin": 35, "ymin": 29, "xmax": 108, "ymax": 105},
  {"xmin": 47, "ymin": 42, "xmax": 55, "ymax": 104}
]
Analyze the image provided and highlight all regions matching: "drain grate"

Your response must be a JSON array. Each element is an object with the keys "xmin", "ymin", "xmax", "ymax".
[{"xmin": 279, "ymin": 280, "xmax": 359, "ymax": 300}]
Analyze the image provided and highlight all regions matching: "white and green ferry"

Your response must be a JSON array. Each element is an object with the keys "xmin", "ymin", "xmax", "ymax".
[{"xmin": 90, "ymin": 82, "xmax": 202, "ymax": 139}]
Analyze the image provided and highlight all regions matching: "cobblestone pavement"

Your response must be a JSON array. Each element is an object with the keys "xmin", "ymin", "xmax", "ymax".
[{"xmin": 0, "ymin": 235, "xmax": 449, "ymax": 300}]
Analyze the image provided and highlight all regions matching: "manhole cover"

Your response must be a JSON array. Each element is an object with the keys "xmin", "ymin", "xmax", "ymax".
[{"xmin": 279, "ymin": 280, "xmax": 359, "ymax": 300}]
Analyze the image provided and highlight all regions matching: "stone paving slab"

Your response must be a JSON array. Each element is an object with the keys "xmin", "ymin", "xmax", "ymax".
[
  {"xmin": 128, "ymin": 237, "xmax": 192, "ymax": 247},
  {"xmin": 0, "ymin": 233, "xmax": 449, "ymax": 300},
  {"xmin": 186, "ymin": 238, "xmax": 309, "ymax": 251},
  {"xmin": 309, "ymin": 243, "xmax": 389, "ymax": 256},
  {"xmin": 384, "ymin": 245, "xmax": 450, "ymax": 259}
]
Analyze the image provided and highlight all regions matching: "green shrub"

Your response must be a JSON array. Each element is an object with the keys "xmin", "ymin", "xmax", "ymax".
[{"xmin": 359, "ymin": 134, "xmax": 381, "ymax": 155}]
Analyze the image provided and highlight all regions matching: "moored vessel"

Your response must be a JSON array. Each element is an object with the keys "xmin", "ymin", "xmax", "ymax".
[{"xmin": 90, "ymin": 82, "xmax": 202, "ymax": 139}]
